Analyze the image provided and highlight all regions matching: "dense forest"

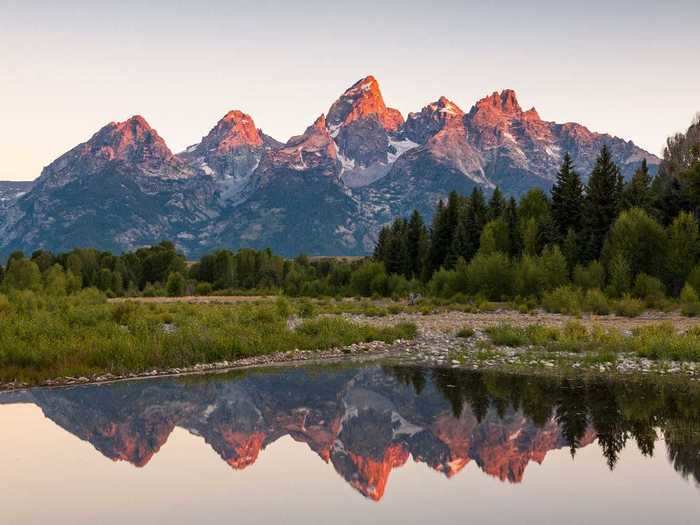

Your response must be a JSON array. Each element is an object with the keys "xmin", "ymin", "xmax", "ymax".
[{"xmin": 1, "ymin": 117, "xmax": 699, "ymax": 312}]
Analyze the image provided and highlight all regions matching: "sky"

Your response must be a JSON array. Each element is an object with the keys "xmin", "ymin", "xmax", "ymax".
[{"xmin": 1, "ymin": 0, "xmax": 699, "ymax": 181}]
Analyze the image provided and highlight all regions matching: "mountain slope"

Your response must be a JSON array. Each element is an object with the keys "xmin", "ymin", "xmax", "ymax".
[{"xmin": 0, "ymin": 76, "xmax": 661, "ymax": 257}]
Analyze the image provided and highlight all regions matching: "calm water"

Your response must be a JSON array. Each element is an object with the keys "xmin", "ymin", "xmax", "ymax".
[{"xmin": 1, "ymin": 364, "xmax": 699, "ymax": 524}]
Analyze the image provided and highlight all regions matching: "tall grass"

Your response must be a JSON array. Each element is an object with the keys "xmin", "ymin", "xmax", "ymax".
[{"xmin": 0, "ymin": 289, "xmax": 416, "ymax": 385}]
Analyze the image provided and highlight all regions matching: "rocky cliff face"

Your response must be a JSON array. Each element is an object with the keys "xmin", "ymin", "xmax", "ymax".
[{"xmin": 0, "ymin": 77, "xmax": 660, "ymax": 257}]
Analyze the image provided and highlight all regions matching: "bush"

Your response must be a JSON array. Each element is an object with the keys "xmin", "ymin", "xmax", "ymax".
[
  {"xmin": 539, "ymin": 245, "xmax": 569, "ymax": 291},
  {"xmin": 633, "ymin": 273, "xmax": 666, "ymax": 307},
  {"xmin": 606, "ymin": 253, "xmax": 632, "ymax": 298},
  {"xmin": 166, "ymin": 272, "xmax": 186, "ymax": 297},
  {"xmin": 542, "ymin": 286, "xmax": 582, "ymax": 315},
  {"xmin": 466, "ymin": 252, "xmax": 514, "ymax": 300},
  {"xmin": 195, "ymin": 282, "xmax": 213, "ymax": 296},
  {"xmin": 275, "ymin": 296, "xmax": 292, "ymax": 318},
  {"xmin": 573, "ymin": 261, "xmax": 605, "ymax": 290},
  {"xmin": 680, "ymin": 283, "xmax": 700, "ymax": 317},
  {"xmin": 297, "ymin": 299, "xmax": 316, "ymax": 318},
  {"xmin": 429, "ymin": 268, "xmax": 457, "ymax": 298},
  {"xmin": 456, "ymin": 327, "xmax": 475, "ymax": 338},
  {"xmin": 485, "ymin": 323, "xmax": 528, "ymax": 347},
  {"xmin": 583, "ymin": 288, "xmax": 610, "ymax": 315},
  {"xmin": 686, "ymin": 267, "xmax": 700, "ymax": 299},
  {"xmin": 350, "ymin": 262, "xmax": 387, "ymax": 297},
  {"xmin": 613, "ymin": 294, "xmax": 645, "ymax": 317}
]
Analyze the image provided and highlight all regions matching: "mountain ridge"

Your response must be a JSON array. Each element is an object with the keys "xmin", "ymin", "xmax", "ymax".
[{"xmin": 0, "ymin": 76, "xmax": 660, "ymax": 257}]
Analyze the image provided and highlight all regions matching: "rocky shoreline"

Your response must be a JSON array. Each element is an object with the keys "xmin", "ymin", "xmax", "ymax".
[{"xmin": 2, "ymin": 309, "xmax": 699, "ymax": 392}]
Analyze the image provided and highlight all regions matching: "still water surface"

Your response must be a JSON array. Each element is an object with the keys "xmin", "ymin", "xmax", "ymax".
[{"xmin": 1, "ymin": 364, "xmax": 699, "ymax": 524}]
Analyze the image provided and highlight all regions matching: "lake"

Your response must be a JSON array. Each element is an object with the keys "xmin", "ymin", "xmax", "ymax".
[{"xmin": 1, "ymin": 364, "xmax": 698, "ymax": 524}]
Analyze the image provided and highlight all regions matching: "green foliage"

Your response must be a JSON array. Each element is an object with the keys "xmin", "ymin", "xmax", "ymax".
[
  {"xmin": 602, "ymin": 208, "xmax": 667, "ymax": 279},
  {"xmin": 666, "ymin": 212, "xmax": 699, "ymax": 294},
  {"xmin": 0, "ymin": 295, "xmax": 417, "ymax": 385},
  {"xmin": 465, "ymin": 252, "xmax": 514, "ymax": 300},
  {"xmin": 485, "ymin": 323, "xmax": 529, "ymax": 347},
  {"xmin": 613, "ymin": 294, "xmax": 645, "ymax": 318},
  {"xmin": 551, "ymin": 153, "xmax": 584, "ymax": 237},
  {"xmin": 633, "ymin": 273, "xmax": 666, "ymax": 306},
  {"xmin": 573, "ymin": 261, "xmax": 605, "ymax": 290},
  {"xmin": 542, "ymin": 286, "xmax": 583, "ymax": 315},
  {"xmin": 583, "ymin": 288, "xmax": 610, "ymax": 315},
  {"xmin": 166, "ymin": 272, "xmax": 186, "ymax": 297},
  {"xmin": 606, "ymin": 253, "xmax": 632, "ymax": 298},
  {"xmin": 680, "ymin": 283, "xmax": 700, "ymax": 317},
  {"xmin": 583, "ymin": 145, "xmax": 624, "ymax": 260},
  {"xmin": 3, "ymin": 259, "xmax": 42, "ymax": 291},
  {"xmin": 456, "ymin": 327, "xmax": 475, "ymax": 338},
  {"xmin": 479, "ymin": 218, "xmax": 510, "ymax": 255}
]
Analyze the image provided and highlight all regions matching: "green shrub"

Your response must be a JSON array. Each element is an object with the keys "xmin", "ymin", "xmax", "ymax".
[
  {"xmin": 466, "ymin": 252, "xmax": 514, "ymax": 300},
  {"xmin": 633, "ymin": 273, "xmax": 666, "ymax": 306},
  {"xmin": 542, "ymin": 286, "xmax": 582, "ymax": 315},
  {"xmin": 485, "ymin": 323, "xmax": 529, "ymax": 347},
  {"xmin": 195, "ymin": 282, "xmax": 213, "ymax": 296},
  {"xmin": 583, "ymin": 288, "xmax": 610, "ymax": 315},
  {"xmin": 613, "ymin": 294, "xmax": 645, "ymax": 317},
  {"xmin": 297, "ymin": 299, "xmax": 316, "ymax": 318},
  {"xmin": 539, "ymin": 245, "xmax": 569, "ymax": 291},
  {"xmin": 456, "ymin": 327, "xmax": 475, "ymax": 338},
  {"xmin": 573, "ymin": 261, "xmax": 605, "ymax": 290},
  {"xmin": 606, "ymin": 253, "xmax": 631, "ymax": 298},
  {"xmin": 166, "ymin": 272, "xmax": 186, "ymax": 297},
  {"xmin": 680, "ymin": 283, "xmax": 700, "ymax": 317},
  {"xmin": 275, "ymin": 296, "xmax": 292, "ymax": 318}
]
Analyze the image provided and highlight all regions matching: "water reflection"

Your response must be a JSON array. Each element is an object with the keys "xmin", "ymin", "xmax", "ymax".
[{"xmin": 1, "ymin": 365, "xmax": 699, "ymax": 501}]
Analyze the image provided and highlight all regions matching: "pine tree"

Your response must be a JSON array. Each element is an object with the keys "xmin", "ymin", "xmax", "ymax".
[
  {"xmin": 551, "ymin": 153, "xmax": 584, "ymax": 237},
  {"xmin": 622, "ymin": 159, "xmax": 652, "ymax": 212},
  {"xmin": 373, "ymin": 226, "xmax": 391, "ymax": 262},
  {"xmin": 428, "ymin": 201, "xmax": 450, "ymax": 273},
  {"xmin": 406, "ymin": 210, "xmax": 428, "ymax": 280},
  {"xmin": 583, "ymin": 146, "xmax": 623, "ymax": 260},
  {"xmin": 504, "ymin": 197, "xmax": 521, "ymax": 257},
  {"xmin": 488, "ymin": 187, "xmax": 505, "ymax": 220}
]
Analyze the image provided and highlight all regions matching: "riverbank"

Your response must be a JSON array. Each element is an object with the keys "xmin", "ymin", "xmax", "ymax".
[{"xmin": 3, "ymin": 303, "xmax": 700, "ymax": 391}]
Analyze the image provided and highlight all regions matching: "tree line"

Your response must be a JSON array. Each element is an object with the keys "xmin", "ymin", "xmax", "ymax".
[
  {"xmin": 1, "ymin": 116, "xmax": 698, "ymax": 303},
  {"xmin": 373, "ymin": 116, "xmax": 700, "ymax": 301}
]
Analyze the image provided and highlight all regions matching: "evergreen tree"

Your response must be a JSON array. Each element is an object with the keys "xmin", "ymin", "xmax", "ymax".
[
  {"xmin": 504, "ymin": 197, "xmax": 521, "ymax": 257},
  {"xmin": 406, "ymin": 210, "xmax": 428, "ymax": 280},
  {"xmin": 373, "ymin": 226, "xmax": 391, "ymax": 262},
  {"xmin": 583, "ymin": 146, "xmax": 623, "ymax": 260},
  {"xmin": 386, "ymin": 219, "xmax": 409, "ymax": 276},
  {"xmin": 622, "ymin": 159, "xmax": 652, "ymax": 212},
  {"xmin": 488, "ymin": 187, "xmax": 505, "ymax": 220},
  {"xmin": 428, "ymin": 201, "xmax": 450, "ymax": 273},
  {"xmin": 448, "ymin": 217, "xmax": 469, "ymax": 268},
  {"xmin": 550, "ymin": 153, "xmax": 584, "ymax": 237}
]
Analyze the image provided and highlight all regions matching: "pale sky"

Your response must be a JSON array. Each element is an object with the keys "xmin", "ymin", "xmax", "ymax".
[{"xmin": 1, "ymin": 0, "xmax": 699, "ymax": 181}]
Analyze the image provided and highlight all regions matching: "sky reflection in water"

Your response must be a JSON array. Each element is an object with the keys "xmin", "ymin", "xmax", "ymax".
[{"xmin": 1, "ymin": 365, "xmax": 699, "ymax": 524}]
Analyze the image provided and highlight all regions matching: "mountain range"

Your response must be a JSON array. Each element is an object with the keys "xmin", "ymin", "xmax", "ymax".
[
  {"xmin": 0, "ymin": 76, "xmax": 659, "ymax": 257},
  {"xmin": 0, "ymin": 366, "xmax": 596, "ymax": 501}
]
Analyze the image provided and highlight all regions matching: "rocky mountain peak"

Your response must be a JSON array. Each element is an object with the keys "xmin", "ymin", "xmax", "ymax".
[
  {"xmin": 93, "ymin": 115, "xmax": 174, "ymax": 164},
  {"xmin": 403, "ymin": 96, "xmax": 466, "ymax": 144},
  {"xmin": 194, "ymin": 110, "xmax": 263, "ymax": 155},
  {"xmin": 470, "ymin": 89, "xmax": 524, "ymax": 120},
  {"xmin": 327, "ymin": 76, "xmax": 404, "ymax": 133},
  {"xmin": 266, "ymin": 114, "xmax": 338, "ymax": 173}
]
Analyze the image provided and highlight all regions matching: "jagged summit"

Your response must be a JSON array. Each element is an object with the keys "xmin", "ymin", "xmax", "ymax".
[
  {"xmin": 191, "ymin": 110, "xmax": 263, "ymax": 155},
  {"xmin": 404, "ymin": 96, "xmax": 466, "ymax": 144},
  {"xmin": 327, "ymin": 75, "xmax": 404, "ymax": 133},
  {"xmin": 91, "ymin": 115, "xmax": 173, "ymax": 164},
  {"xmin": 0, "ymin": 76, "xmax": 661, "ymax": 258}
]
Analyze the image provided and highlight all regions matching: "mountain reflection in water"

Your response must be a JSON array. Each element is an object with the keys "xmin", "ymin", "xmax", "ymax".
[{"xmin": 1, "ymin": 365, "xmax": 699, "ymax": 502}]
